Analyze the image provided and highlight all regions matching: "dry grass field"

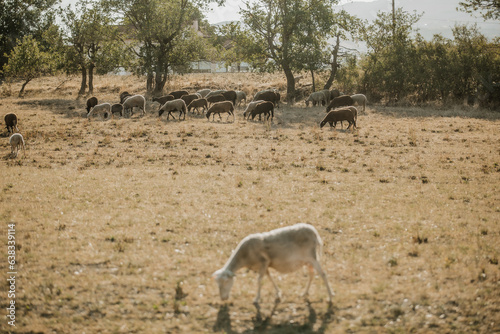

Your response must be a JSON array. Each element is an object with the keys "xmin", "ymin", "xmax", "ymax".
[{"xmin": 1, "ymin": 73, "xmax": 499, "ymax": 333}]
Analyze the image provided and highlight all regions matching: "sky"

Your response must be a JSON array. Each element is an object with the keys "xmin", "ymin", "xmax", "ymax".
[{"xmin": 205, "ymin": 0, "xmax": 374, "ymax": 24}]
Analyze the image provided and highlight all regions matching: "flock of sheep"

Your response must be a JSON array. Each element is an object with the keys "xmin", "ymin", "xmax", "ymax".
[
  {"xmin": 3, "ymin": 86, "xmax": 367, "ymax": 304},
  {"xmin": 85, "ymin": 87, "xmax": 366, "ymax": 131}
]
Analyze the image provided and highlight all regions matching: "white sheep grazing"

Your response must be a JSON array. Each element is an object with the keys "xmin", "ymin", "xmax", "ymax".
[
  {"xmin": 122, "ymin": 94, "xmax": 146, "ymax": 117},
  {"xmin": 87, "ymin": 103, "xmax": 111, "ymax": 120},
  {"xmin": 9, "ymin": 133, "xmax": 25, "ymax": 158},
  {"xmin": 306, "ymin": 91, "xmax": 327, "ymax": 107},
  {"xmin": 158, "ymin": 99, "xmax": 187, "ymax": 120},
  {"xmin": 235, "ymin": 91, "xmax": 247, "ymax": 107},
  {"xmin": 243, "ymin": 100, "xmax": 265, "ymax": 119},
  {"xmin": 350, "ymin": 94, "xmax": 367, "ymax": 112},
  {"xmin": 213, "ymin": 223, "xmax": 334, "ymax": 304}
]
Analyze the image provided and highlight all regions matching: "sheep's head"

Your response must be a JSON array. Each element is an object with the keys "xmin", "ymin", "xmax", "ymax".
[
  {"xmin": 158, "ymin": 109, "xmax": 165, "ymax": 117},
  {"xmin": 213, "ymin": 269, "xmax": 235, "ymax": 301},
  {"xmin": 319, "ymin": 121, "xmax": 326, "ymax": 128}
]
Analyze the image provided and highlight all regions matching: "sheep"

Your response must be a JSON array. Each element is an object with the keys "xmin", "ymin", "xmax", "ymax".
[
  {"xmin": 122, "ymin": 95, "xmax": 146, "ymax": 117},
  {"xmin": 350, "ymin": 94, "xmax": 367, "ymax": 112},
  {"xmin": 111, "ymin": 104, "xmax": 123, "ymax": 117},
  {"xmin": 153, "ymin": 95, "xmax": 175, "ymax": 108},
  {"xmin": 222, "ymin": 90, "xmax": 237, "ymax": 106},
  {"xmin": 158, "ymin": 99, "xmax": 187, "ymax": 120},
  {"xmin": 9, "ymin": 133, "xmax": 25, "ymax": 158},
  {"xmin": 4, "ymin": 113, "xmax": 19, "ymax": 134},
  {"xmin": 197, "ymin": 89, "xmax": 211, "ymax": 98},
  {"xmin": 250, "ymin": 101, "xmax": 274, "ymax": 122},
  {"xmin": 86, "ymin": 97, "xmax": 98, "ymax": 113},
  {"xmin": 206, "ymin": 101, "xmax": 234, "ymax": 122},
  {"xmin": 330, "ymin": 89, "xmax": 341, "ymax": 100},
  {"xmin": 207, "ymin": 94, "xmax": 226, "ymax": 107},
  {"xmin": 213, "ymin": 223, "xmax": 334, "ymax": 304},
  {"xmin": 187, "ymin": 98, "xmax": 208, "ymax": 115},
  {"xmin": 235, "ymin": 91, "xmax": 247, "ymax": 107},
  {"xmin": 320, "ymin": 108, "xmax": 356, "ymax": 130},
  {"xmin": 320, "ymin": 89, "xmax": 331, "ymax": 106},
  {"xmin": 168, "ymin": 90, "xmax": 189, "ymax": 99},
  {"xmin": 333, "ymin": 106, "xmax": 358, "ymax": 129},
  {"xmin": 87, "ymin": 103, "xmax": 111, "ymax": 119},
  {"xmin": 326, "ymin": 95, "xmax": 354, "ymax": 113},
  {"xmin": 119, "ymin": 91, "xmax": 132, "ymax": 104},
  {"xmin": 253, "ymin": 90, "xmax": 280, "ymax": 108},
  {"xmin": 243, "ymin": 100, "xmax": 265, "ymax": 119},
  {"xmin": 305, "ymin": 91, "xmax": 327, "ymax": 107},
  {"xmin": 181, "ymin": 94, "xmax": 200, "ymax": 107},
  {"xmin": 206, "ymin": 90, "xmax": 226, "ymax": 98}
]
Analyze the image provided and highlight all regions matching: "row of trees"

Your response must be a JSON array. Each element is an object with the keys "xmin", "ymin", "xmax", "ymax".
[{"xmin": 1, "ymin": 0, "xmax": 499, "ymax": 107}]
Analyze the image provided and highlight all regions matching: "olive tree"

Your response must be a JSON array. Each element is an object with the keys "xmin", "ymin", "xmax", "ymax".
[
  {"xmin": 59, "ymin": 0, "xmax": 125, "ymax": 95},
  {"xmin": 240, "ymin": 0, "xmax": 341, "ymax": 104},
  {"xmin": 3, "ymin": 35, "xmax": 55, "ymax": 96}
]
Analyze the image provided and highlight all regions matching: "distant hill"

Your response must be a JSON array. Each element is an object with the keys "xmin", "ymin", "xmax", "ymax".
[{"xmin": 336, "ymin": 0, "xmax": 499, "ymax": 40}]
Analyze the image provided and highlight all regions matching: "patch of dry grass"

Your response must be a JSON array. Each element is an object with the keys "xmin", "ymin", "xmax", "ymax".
[{"xmin": 0, "ymin": 74, "xmax": 499, "ymax": 333}]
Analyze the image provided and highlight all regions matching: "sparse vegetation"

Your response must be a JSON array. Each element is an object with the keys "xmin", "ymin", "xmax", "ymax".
[{"xmin": 0, "ymin": 73, "xmax": 499, "ymax": 333}]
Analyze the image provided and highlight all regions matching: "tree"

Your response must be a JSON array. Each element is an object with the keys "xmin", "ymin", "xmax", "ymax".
[
  {"xmin": 459, "ymin": 0, "xmax": 500, "ymax": 20},
  {"xmin": 3, "ymin": 35, "xmax": 54, "ymax": 96},
  {"xmin": 109, "ymin": 0, "xmax": 216, "ymax": 95},
  {"xmin": 361, "ymin": 8, "xmax": 422, "ymax": 102},
  {"xmin": 59, "ymin": 0, "xmax": 125, "ymax": 95},
  {"xmin": 240, "ymin": 0, "xmax": 340, "ymax": 104},
  {"xmin": 322, "ymin": 10, "xmax": 361, "ymax": 91},
  {"xmin": 0, "ymin": 0, "xmax": 58, "ymax": 78}
]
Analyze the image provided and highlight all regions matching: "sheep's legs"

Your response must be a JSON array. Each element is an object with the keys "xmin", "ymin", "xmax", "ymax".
[
  {"xmin": 302, "ymin": 264, "xmax": 315, "ymax": 298},
  {"xmin": 255, "ymin": 268, "xmax": 281, "ymax": 305},
  {"xmin": 266, "ymin": 269, "xmax": 282, "ymax": 302},
  {"xmin": 310, "ymin": 260, "xmax": 334, "ymax": 302}
]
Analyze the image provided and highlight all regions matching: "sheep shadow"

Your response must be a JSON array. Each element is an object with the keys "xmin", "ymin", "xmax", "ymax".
[
  {"xmin": 214, "ymin": 301, "xmax": 335, "ymax": 334},
  {"xmin": 372, "ymin": 105, "xmax": 500, "ymax": 120},
  {"xmin": 16, "ymin": 99, "xmax": 85, "ymax": 119}
]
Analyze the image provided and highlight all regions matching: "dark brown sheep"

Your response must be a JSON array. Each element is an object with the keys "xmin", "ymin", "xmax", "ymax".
[
  {"xmin": 206, "ymin": 101, "xmax": 234, "ymax": 122},
  {"xmin": 111, "ymin": 104, "xmax": 123, "ymax": 117},
  {"xmin": 222, "ymin": 90, "xmax": 237, "ymax": 106},
  {"xmin": 326, "ymin": 95, "xmax": 354, "ymax": 113},
  {"xmin": 320, "ymin": 108, "xmax": 356, "ymax": 130},
  {"xmin": 330, "ymin": 89, "xmax": 341, "ymax": 100},
  {"xmin": 86, "ymin": 97, "xmax": 98, "ymax": 113},
  {"xmin": 253, "ymin": 90, "xmax": 280, "ymax": 108},
  {"xmin": 187, "ymin": 98, "xmax": 208, "ymax": 114},
  {"xmin": 168, "ymin": 90, "xmax": 189, "ymax": 99},
  {"xmin": 4, "ymin": 113, "xmax": 19, "ymax": 134},
  {"xmin": 207, "ymin": 94, "xmax": 226, "ymax": 107},
  {"xmin": 250, "ymin": 101, "xmax": 274, "ymax": 121},
  {"xmin": 181, "ymin": 94, "xmax": 200, "ymax": 107},
  {"xmin": 120, "ymin": 91, "xmax": 132, "ymax": 104}
]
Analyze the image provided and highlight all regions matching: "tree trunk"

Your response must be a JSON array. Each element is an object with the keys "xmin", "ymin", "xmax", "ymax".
[
  {"xmin": 88, "ymin": 63, "xmax": 95, "ymax": 95},
  {"xmin": 153, "ymin": 68, "xmax": 168, "ymax": 96},
  {"xmin": 146, "ymin": 73, "xmax": 154, "ymax": 93},
  {"xmin": 79, "ymin": 65, "xmax": 87, "ymax": 96},
  {"xmin": 283, "ymin": 64, "xmax": 296, "ymax": 105},
  {"xmin": 311, "ymin": 69, "xmax": 316, "ymax": 92},
  {"xmin": 19, "ymin": 79, "xmax": 31, "ymax": 97},
  {"xmin": 323, "ymin": 35, "xmax": 340, "ymax": 90}
]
